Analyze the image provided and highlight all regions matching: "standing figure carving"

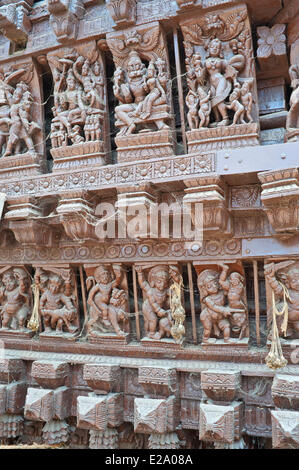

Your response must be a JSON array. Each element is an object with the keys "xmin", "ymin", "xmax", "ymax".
[
  {"xmin": 197, "ymin": 265, "xmax": 248, "ymax": 343},
  {"xmin": 265, "ymin": 261, "xmax": 299, "ymax": 339},
  {"xmin": 113, "ymin": 51, "xmax": 170, "ymax": 135},
  {"xmin": 0, "ymin": 267, "xmax": 31, "ymax": 331},
  {"xmin": 136, "ymin": 264, "xmax": 182, "ymax": 340},
  {"xmin": 286, "ymin": 63, "xmax": 299, "ymax": 134},
  {"xmin": 0, "ymin": 68, "xmax": 41, "ymax": 158},
  {"xmin": 86, "ymin": 265, "xmax": 129, "ymax": 337}
]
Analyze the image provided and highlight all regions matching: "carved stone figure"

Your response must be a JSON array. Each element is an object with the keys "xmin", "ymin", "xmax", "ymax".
[
  {"xmin": 0, "ymin": 69, "xmax": 40, "ymax": 158},
  {"xmin": 113, "ymin": 51, "xmax": 170, "ymax": 135},
  {"xmin": 35, "ymin": 267, "xmax": 79, "ymax": 335},
  {"xmin": 48, "ymin": 47, "xmax": 105, "ymax": 149},
  {"xmin": 265, "ymin": 261, "xmax": 299, "ymax": 339},
  {"xmin": 136, "ymin": 264, "xmax": 182, "ymax": 340},
  {"xmin": 286, "ymin": 62, "xmax": 299, "ymax": 137},
  {"xmin": 197, "ymin": 265, "xmax": 248, "ymax": 343},
  {"xmin": 86, "ymin": 264, "xmax": 129, "ymax": 337},
  {"xmin": 0, "ymin": 267, "xmax": 31, "ymax": 331}
]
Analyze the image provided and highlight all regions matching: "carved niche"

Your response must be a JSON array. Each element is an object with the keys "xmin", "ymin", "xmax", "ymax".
[
  {"xmin": 34, "ymin": 265, "xmax": 80, "ymax": 339},
  {"xmin": 0, "ymin": 58, "xmax": 45, "ymax": 180},
  {"xmin": 0, "ymin": 266, "xmax": 33, "ymax": 337},
  {"xmin": 180, "ymin": 4, "xmax": 260, "ymax": 152},
  {"xmin": 258, "ymin": 168, "xmax": 299, "ymax": 236},
  {"xmin": 107, "ymin": 22, "xmax": 174, "ymax": 163},
  {"xmin": 106, "ymin": 0, "xmax": 136, "ymax": 29},
  {"xmin": 85, "ymin": 263, "xmax": 130, "ymax": 344},
  {"xmin": 264, "ymin": 260, "xmax": 299, "ymax": 341},
  {"xmin": 47, "ymin": 0, "xmax": 85, "ymax": 43},
  {"xmin": 194, "ymin": 261, "xmax": 249, "ymax": 346},
  {"xmin": 136, "ymin": 263, "xmax": 185, "ymax": 345},
  {"xmin": 47, "ymin": 41, "xmax": 109, "ymax": 171}
]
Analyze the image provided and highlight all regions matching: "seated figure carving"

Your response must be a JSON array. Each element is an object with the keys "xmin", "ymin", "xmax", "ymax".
[{"xmin": 113, "ymin": 51, "xmax": 171, "ymax": 136}]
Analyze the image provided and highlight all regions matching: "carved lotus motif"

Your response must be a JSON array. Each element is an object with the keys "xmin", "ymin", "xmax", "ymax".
[{"xmin": 257, "ymin": 25, "xmax": 286, "ymax": 58}]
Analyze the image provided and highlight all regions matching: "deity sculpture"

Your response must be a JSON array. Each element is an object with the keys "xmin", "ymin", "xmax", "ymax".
[
  {"xmin": 0, "ymin": 69, "xmax": 41, "ymax": 158},
  {"xmin": 86, "ymin": 265, "xmax": 129, "ymax": 336},
  {"xmin": 185, "ymin": 37, "xmax": 254, "ymax": 129},
  {"xmin": 136, "ymin": 264, "xmax": 182, "ymax": 340},
  {"xmin": 264, "ymin": 261, "xmax": 299, "ymax": 339},
  {"xmin": 49, "ymin": 51, "xmax": 105, "ymax": 148},
  {"xmin": 197, "ymin": 265, "xmax": 248, "ymax": 343},
  {"xmin": 286, "ymin": 63, "xmax": 299, "ymax": 132},
  {"xmin": 35, "ymin": 268, "xmax": 78, "ymax": 335},
  {"xmin": 0, "ymin": 267, "xmax": 31, "ymax": 331},
  {"xmin": 113, "ymin": 51, "xmax": 170, "ymax": 135}
]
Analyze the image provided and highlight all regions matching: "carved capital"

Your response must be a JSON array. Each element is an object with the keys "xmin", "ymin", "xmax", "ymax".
[
  {"xmin": 31, "ymin": 361, "xmax": 70, "ymax": 389},
  {"xmin": 184, "ymin": 176, "xmax": 231, "ymax": 236},
  {"xmin": 0, "ymin": 358, "xmax": 24, "ymax": 382},
  {"xmin": 77, "ymin": 393, "xmax": 123, "ymax": 431},
  {"xmin": 272, "ymin": 374, "xmax": 299, "ymax": 410},
  {"xmin": 83, "ymin": 364, "xmax": 122, "ymax": 393},
  {"xmin": 47, "ymin": 0, "xmax": 85, "ymax": 42},
  {"xmin": 271, "ymin": 410, "xmax": 299, "ymax": 448},
  {"xmin": 0, "ymin": 381, "xmax": 27, "ymax": 415},
  {"xmin": 138, "ymin": 367, "xmax": 177, "ymax": 397},
  {"xmin": 106, "ymin": 0, "xmax": 136, "ymax": 29},
  {"xmin": 199, "ymin": 402, "xmax": 243, "ymax": 444},
  {"xmin": 134, "ymin": 396, "xmax": 179, "ymax": 434},
  {"xmin": 258, "ymin": 168, "xmax": 299, "ymax": 235},
  {"xmin": 201, "ymin": 370, "xmax": 241, "ymax": 403},
  {"xmin": 56, "ymin": 191, "xmax": 98, "ymax": 242},
  {"xmin": 0, "ymin": 2, "xmax": 31, "ymax": 44},
  {"xmin": 25, "ymin": 386, "xmax": 71, "ymax": 422}
]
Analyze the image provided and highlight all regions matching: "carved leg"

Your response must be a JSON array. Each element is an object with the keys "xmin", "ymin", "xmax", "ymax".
[{"xmin": 155, "ymin": 119, "xmax": 170, "ymax": 130}]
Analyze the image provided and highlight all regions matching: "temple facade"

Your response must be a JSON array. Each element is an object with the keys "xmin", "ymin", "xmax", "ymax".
[{"xmin": 0, "ymin": 0, "xmax": 298, "ymax": 449}]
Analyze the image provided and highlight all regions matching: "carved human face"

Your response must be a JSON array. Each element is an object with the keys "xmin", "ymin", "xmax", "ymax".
[
  {"xmin": 95, "ymin": 268, "xmax": 111, "ymax": 285},
  {"xmin": 209, "ymin": 39, "xmax": 221, "ymax": 57},
  {"xmin": 82, "ymin": 61, "xmax": 89, "ymax": 76},
  {"xmin": 232, "ymin": 313, "xmax": 245, "ymax": 326},
  {"xmin": 154, "ymin": 273, "xmax": 169, "ymax": 292},
  {"xmin": 205, "ymin": 276, "xmax": 219, "ymax": 294},
  {"xmin": 67, "ymin": 76, "xmax": 76, "ymax": 90},
  {"xmin": 230, "ymin": 273, "xmax": 242, "ymax": 287},
  {"xmin": 128, "ymin": 56, "xmax": 143, "ymax": 77},
  {"xmin": 2, "ymin": 274, "xmax": 16, "ymax": 291},
  {"xmin": 49, "ymin": 280, "xmax": 60, "ymax": 295}
]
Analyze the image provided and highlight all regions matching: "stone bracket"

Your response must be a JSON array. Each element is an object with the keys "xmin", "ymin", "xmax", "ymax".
[
  {"xmin": 77, "ymin": 393, "xmax": 124, "ymax": 431},
  {"xmin": 83, "ymin": 364, "xmax": 122, "ymax": 394},
  {"xmin": 134, "ymin": 395, "xmax": 180, "ymax": 434}
]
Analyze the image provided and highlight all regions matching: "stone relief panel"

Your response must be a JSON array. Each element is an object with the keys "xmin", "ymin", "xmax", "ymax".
[
  {"xmin": 47, "ymin": 41, "xmax": 109, "ymax": 171},
  {"xmin": 180, "ymin": 4, "xmax": 260, "ymax": 152}
]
